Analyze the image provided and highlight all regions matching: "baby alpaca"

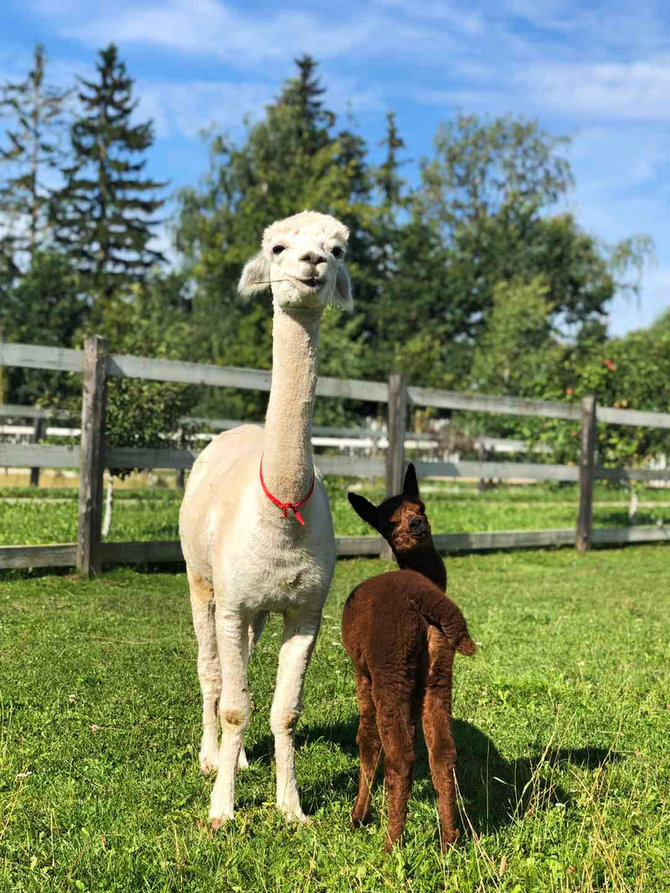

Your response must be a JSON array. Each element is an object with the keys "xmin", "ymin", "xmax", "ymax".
[{"xmin": 342, "ymin": 465, "xmax": 475, "ymax": 850}]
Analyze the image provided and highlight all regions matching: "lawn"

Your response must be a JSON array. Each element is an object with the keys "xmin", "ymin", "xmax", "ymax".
[
  {"xmin": 1, "ymin": 545, "xmax": 669, "ymax": 891},
  {"xmin": 1, "ymin": 479, "xmax": 669, "ymax": 545}
]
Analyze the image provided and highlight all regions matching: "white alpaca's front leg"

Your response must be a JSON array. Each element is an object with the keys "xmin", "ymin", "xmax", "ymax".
[
  {"xmin": 209, "ymin": 609, "xmax": 250, "ymax": 827},
  {"xmin": 270, "ymin": 606, "xmax": 322, "ymax": 823}
]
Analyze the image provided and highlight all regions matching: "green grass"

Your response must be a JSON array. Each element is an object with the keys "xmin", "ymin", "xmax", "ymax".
[
  {"xmin": 1, "ymin": 480, "xmax": 669, "ymax": 545},
  {"xmin": 2, "ymin": 546, "xmax": 670, "ymax": 891}
]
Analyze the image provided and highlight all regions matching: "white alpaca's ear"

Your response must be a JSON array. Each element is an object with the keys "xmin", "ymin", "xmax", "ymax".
[
  {"xmin": 331, "ymin": 265, "xmax": 353, "ymax": 311},
  {"xmin": 238, "ymin": 251, "xmax": 271, "ymax": 296}
]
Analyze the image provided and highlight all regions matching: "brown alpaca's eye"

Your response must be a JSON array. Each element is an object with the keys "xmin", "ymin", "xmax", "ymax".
[
  {"xmin": 332, "ymin": 246, "xmax": 344, "ymax": 259},
  {"xmin": 272, "ymin": 245, "xmax": 285, "ymax": 255}
]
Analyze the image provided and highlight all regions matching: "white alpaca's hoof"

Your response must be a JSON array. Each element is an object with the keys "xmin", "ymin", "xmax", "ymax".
[
  {"xmin": 237, "ymin": 748, "xmax": 249, "ymax": 771},
  {"xmin": 199, "ymin": 750, "xmax": 219, "ymax": 775},
  {"xmin": 278, "ymin": 803, "xmax": 310, "ymax": 824},
  {"xmin": 209, "ymin": 814, "xmax": 233, "ymax": 832}
]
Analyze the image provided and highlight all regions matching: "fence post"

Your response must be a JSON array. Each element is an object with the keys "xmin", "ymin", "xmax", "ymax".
[
  {"xmin": 381, "ymin": 373, "xmax": 408, "ymax": 559},
  {"xmin": 77, "ymin": 335, "xmax": 109, "ymax": 577},
  {"xmin": 386, "ymin": 372, "xmax": 408, "ymax": 498},
  {"xmin": 30, "ymin": 416, "xmax": 46, "ymax": 487},
  {"xmin": 576, "ymin": 394, "xmax": 597, "ymax": 553}
]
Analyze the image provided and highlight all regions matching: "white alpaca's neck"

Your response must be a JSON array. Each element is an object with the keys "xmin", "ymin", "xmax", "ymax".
[{"xmin": 262, "ymin": 306, "xmax": 321, "ymax": 503}]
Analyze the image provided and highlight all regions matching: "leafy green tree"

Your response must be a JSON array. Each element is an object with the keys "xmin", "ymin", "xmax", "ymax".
[
  {"xmin": 418, "ymin": 113, "xmax": 652, "ymax": 342},
  {"xmin": 0, "ymin": 44, "xmax": 70, "ymax": 270},
  {"xmin": 52, "ymin": 44, "xmax": 166, "ymax": 313},
  {"xmin": 469, "ymin": 277, "xmax": 557, "ymax": 395},
  {"xmin": 0, "ymin": 251, "xmax": 86, "ymax": 404},
  {"xmin": 175, "ymin": 55, "xmax": 376, "ymax": 419}
]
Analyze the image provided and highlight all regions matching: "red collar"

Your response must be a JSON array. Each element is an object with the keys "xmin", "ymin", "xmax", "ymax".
[{"xmin": 259, "ymin": 457, "xmax": 315, "ymax": 527}]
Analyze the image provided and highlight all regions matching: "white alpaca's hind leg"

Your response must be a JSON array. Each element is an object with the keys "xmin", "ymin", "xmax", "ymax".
[
  {"xmin": 187, "ymin": 567, "xmax": 220, "ymax": 775},
  {"xmin": 270, "ymin": 606, "xmax": 322, "ymax": 823},
  {"xmin": 209, "ymin": 609, "xmax": 250, "ymax": 826},
  {"xmin": 238, "ymin": 612, "xmax": 268, "ymax": 771}
]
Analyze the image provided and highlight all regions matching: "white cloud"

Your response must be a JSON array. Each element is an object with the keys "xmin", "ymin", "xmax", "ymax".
[
  {"xmin": 522, "ymin": 59, "xmax": 670, "ymax": 120},
  {"xmin": 137, "ymin": 80, "xmax": 274, "ymax": 140},
  {"xmin": 54, "ymin": 0, "xmax": 379, "ymax": 64}
]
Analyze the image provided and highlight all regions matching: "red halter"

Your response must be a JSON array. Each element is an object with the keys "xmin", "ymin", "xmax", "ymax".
[{"xmin": 259, "ymin": 457, "xmax": 315, "ymax": 527}]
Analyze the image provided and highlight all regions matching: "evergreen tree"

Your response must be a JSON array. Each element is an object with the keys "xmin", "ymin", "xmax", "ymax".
[
  {"xmin": 52, "ymin": 44, "xmax": 166, "ymax": 312},
  {"xmin": 0, "ymin": 45, "xmax": 70, "ymax": 270}
]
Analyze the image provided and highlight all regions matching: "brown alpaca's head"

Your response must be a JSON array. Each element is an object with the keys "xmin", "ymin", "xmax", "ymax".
[{"xmin": 348, "ymin": 464, "xmax": 431, "ymax": 558}]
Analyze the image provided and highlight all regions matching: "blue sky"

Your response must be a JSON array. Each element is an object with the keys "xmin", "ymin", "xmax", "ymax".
[{"xmin": 2, "ymin": 0, "xmax": 670, "ymax": 336}]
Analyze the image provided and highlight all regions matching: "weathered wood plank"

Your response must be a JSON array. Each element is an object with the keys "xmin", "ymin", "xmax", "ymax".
[
  {"xmin": 595, "ymin": 467, "xmax": 670, "ymax": 482},
  {"xmin": 592, "ymin": 525, "xmax": 670, "ymax": 544},
  {"xmin": 0, "ymin": 342, "xmax": 83, "ymax": 373},
  {"xmin": 415, "ymin": 460, "xmax": 581, "ymax": 482},
  {"xmin": 77, "ymin": 336, "xmax": 108, "ymax": 577},
  {"xmin": 100, "ymin": 540, "xmax": 184, "ymax": 564},
  {"xmin": 0, "ymin": 543, "xmax": 77, "ymax": 568},
  {"xmin": 1, "ymin": 526, "xmax": 668, "ymax": 569},
  {"xmin": 108, "ymin": 353, "xmax": 389, "ymax": 401},
  {"xmin": 316, "ymin": 455, "xmax": 386, "ymax": 477},
  {"xmin": 408, "ymin": 386, "xmax": 581, "ymax": 421},
  {"xmin": 105, "ymin": 445, "xmax": 199, "ymax": 470},
  {"xmin": 577, "ymin": 395, "xmax": 597, "ymax": 552},
  {"xmin": 596, "ymin": 406, "xmax": 670, "ymax": 430},
  {"xmin": 336, "ymin": 535, "xmax": 386, "ymax": 556},
  {"xmin": 0, "ymin": 443, "xmax": 80, "ymax": 467},
  {"xmin": 433, "ymin": 528, "xmax": 577, "ymax": 552}
]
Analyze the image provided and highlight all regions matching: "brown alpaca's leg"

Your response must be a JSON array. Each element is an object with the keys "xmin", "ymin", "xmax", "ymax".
[
  {"xmin": 352, "ymin": 672, "xmax": 382, "ymax": 828},
  {"xmin": 423, "ymin": 639, "xmax": 459, "ymax": 849},
  {"xmin": 374, "ymin": 678, "xmax": 416, "ymax": 851}
]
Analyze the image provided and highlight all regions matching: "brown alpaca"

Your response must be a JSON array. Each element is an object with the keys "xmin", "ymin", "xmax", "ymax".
[{"xmin": 342, "ymin": 465, "xmax": 476, "ymax": 851}]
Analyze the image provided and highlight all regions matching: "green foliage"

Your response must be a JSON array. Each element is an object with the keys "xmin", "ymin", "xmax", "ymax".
[
  {"xmin": 566, "ymin": 326, "xmax": 670, "ymax": 464},
  {"xmin": 418, "ymin": 114, "xmax": 652, "ymax": 343},
  {"xmin": 0, "ymin": 250, "xmax": 86, "ymax": 404},
  {"xmin": 470, "ymin": 277, "xmax": 558, "ymax": 394},
  {"xmin": 95, "ymin": 278, "xmax": 196, "ymax": 477},
  {"xmin": 51, "ymin": 43, "xmax": 166, "ymax": 310}
]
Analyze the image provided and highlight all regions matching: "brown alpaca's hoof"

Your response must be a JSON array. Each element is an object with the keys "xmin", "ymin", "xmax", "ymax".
[
  {"xmin": 384, "ymin": 832, "xmax": 401, "ymax": 853},
  {"xmin": 209, "ymin": 818, "xmax": 224, "ymax": 833},
  {"xmin": 440, "ymin": 828, "xmax": 459, "ymax": 850},
  {"xmin": 351, "ymin": 811, "xmax": 371, "ymax": 829}
]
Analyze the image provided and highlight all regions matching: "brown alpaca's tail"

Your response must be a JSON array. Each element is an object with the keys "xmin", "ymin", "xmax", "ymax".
[{"xmin": 407, "ymin": 586, "xmax": 476, "ymax": 656}]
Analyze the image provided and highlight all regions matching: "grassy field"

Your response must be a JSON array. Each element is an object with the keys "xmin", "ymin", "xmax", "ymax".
[
  {"xmin": 1, "ymin": 479, "xmax": 669, "ymax": 545},
  {"xmin": 1, "ymin": 545, "xmax": 670, "ymax": 891}
]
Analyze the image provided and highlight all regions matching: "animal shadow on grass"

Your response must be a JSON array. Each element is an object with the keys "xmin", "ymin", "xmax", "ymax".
[{"xmin": 265, "ymin": 719, "xmax": 622, "ymax": 834}]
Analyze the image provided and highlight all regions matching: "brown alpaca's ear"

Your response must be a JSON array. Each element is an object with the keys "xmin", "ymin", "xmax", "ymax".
[
  {"xmin": 403, "ymin": 463, "xmax": 419, "ymax": 500},
  {"xmin": 331, "ymin": 264, "xmax": 353, "ymax": 311},
  {"xmin": 457, "ymin": 634, "xmax": 476, "ymax": 656},
  {"xmin": 348, "ymin": 492, "xmax": 380, "ymax": 531},
  {"xmin": 238, "ymin": 251, "xmax": 271, "ymax": 296}
]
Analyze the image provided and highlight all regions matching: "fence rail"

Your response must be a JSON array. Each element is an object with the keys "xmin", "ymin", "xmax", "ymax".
[{"xmin": 2, "ymin": 338, "xmax": 670, "ymax": 572}]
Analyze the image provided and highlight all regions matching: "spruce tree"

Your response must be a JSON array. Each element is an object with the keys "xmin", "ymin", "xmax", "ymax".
[
  {"xmin": 52, "ymin": 44, "xmax": 166, "ymax": 311},
  {"xmin": 0, "ymin": 44, "xmax": 70, "ymax": 270}
]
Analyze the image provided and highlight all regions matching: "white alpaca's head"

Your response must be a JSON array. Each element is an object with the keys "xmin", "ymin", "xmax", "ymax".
[{"xmin": 238, "ymin": 210, "xmax": 353, "ymax": 312}]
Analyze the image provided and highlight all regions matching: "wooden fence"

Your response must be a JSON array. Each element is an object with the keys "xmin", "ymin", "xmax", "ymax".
[{"xmin": 1, "ymin": 337, "xmax": 669, "ymax": 574}]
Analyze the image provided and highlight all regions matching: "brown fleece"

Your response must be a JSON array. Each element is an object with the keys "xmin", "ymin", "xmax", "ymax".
[{"xmin": 342, "ymin": 465, "xmax": 475, "ymax": 851}]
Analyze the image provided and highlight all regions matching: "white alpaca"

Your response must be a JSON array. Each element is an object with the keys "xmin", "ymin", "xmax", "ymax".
[{"xmin": 179, "ymin": 210, "xmax": 352, "ymax": 827}]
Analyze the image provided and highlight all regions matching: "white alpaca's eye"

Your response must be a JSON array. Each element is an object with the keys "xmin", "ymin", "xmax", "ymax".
[
  {"xmin": 331, "ymin": 246, "xmax": 344, "ymax": 259},
  {"xmin": 272, "ymin": 245, "xmax": 285, "ymax": 255}
]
